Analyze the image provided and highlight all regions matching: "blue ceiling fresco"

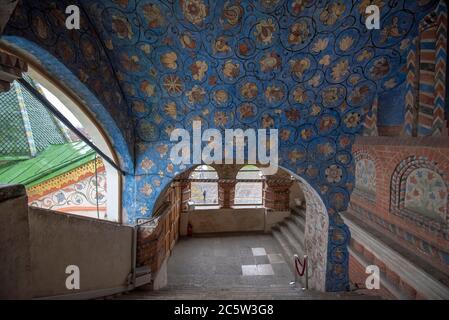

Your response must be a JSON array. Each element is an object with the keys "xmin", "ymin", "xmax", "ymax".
[
  {"xmin": 3, "ymin": 0, "xmax": 440, "ymax": 292},
  {"xmin": 74, "ymin": 0, "xmax": 437, "ymax": 221}
]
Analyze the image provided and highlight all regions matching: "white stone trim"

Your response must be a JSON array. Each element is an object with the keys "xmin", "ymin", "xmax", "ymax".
[
  {"xmin": 343, "ymin": 214, "xmax": 449, "ymax": 299},
  {"xmin": 348, "ymin": 246, "xmax": 409, "ymax": 299}
]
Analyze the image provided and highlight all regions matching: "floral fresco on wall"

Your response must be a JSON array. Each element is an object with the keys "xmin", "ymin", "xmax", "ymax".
[
  {"xmin": 29, "ymin": 171, "xmax": 107, "ymax": 218},
  {"xmin": 3, "ymin": 0, "xmax": 440, "ymax": 292},
  {"xmin": 405, "ymin": 168, "xmax": 447, "ymax": 222},
  {"xmin": 355, "ymin": 158, "xmax": 376, "ymax": 195},
  {"xmin": 74, "ymin": 0, "xmax": 436, "ymax": 221}
]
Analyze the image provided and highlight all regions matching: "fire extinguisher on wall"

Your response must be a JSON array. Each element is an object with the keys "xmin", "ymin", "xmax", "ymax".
[{"xmin": 187, "ymin": 222, "xmax": 193, "ymax": 237}]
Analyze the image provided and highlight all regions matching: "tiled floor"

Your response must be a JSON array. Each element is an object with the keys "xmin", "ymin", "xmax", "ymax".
[
  {"xmin": 167, "ymin": 234, "xmax": 294, "ymax": 289},
  {"xmin": 117, "ymin": 233, "xmax": 379, "ymax": 299}
]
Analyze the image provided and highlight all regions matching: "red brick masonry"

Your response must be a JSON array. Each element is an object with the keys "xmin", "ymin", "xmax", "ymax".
[{"xmin": 348, "ymin": 136, "xmax": 449, "ymax": 298}]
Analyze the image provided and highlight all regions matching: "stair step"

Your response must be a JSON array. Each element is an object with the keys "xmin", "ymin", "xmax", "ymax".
[
  {"xmin": 161, "ymin": 286, "xmax": 298, "ymax": 293},
  {"xmin": 272, "ymin": 228, "xmax": 305, "ymax": 287},
  {"xmin": 279, "ymin": 224, "xmax": 305, "ymax": 256},
  {"xmin": 116, "ymin": 289, "xmax": 377, "ymax": 300},
  {"xmin": 114, "ymin": 283, "xmax": 378, "ymax": 300},
  {"xmin": 290, "ymin": 213, "xmax": 306, "ymax": 230},
  {"xmin": 291, "ymin": 206, "xmax": 306, "ymax": 218},
  {"xmin": 135, "ymin": 266, "xmax": 151, "ymax": 277},
  {"xmin": 272, "ymin": 228, "xmax": 294, "ymax": 261},
  {"xmin": 284, "ymin": 219, "xmax": 305, "ymax": 245}
]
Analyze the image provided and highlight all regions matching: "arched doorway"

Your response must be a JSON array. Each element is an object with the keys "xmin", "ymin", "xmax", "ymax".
[{"xmin": 137, "ymin": 164, "xmax": 347, "ymax": 293}]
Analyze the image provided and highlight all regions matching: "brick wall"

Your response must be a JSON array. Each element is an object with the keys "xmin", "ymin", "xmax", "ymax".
[
  {"xmin": 263, "ymin": 179, "xmax": 293, "ymax": 211},
  {"xmin": 349, "ymin": 136, "xmax": 449, "ymax": 275},
  {"xmin": 377, "ymin": 126, "xmax": 402, "ymax": 137}
]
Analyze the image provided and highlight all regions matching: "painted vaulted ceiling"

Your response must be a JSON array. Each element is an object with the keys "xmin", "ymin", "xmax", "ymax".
[
  {"xmin": 3, "ymin": 0, "xmax": 439, "ymax": 219},
  {"xmin": 2, "ymin": 0, "xmax": 442, "ymax": 292},
  {"xmin": 78, "ymin": 0, "xmax": 437, "ymax": 214}
]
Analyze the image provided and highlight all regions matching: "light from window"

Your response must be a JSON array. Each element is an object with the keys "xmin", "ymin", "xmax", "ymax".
[
  {"xmin": 235, "ymin": 165, "xmax": 263, "ymax": 205},
  {"xmin": 189, "ymin": 165, "xmax": 218, "ymax": 205},
  {"xmin": 0, "ymin": 73, "xmax": 117, "ymax": 221}
]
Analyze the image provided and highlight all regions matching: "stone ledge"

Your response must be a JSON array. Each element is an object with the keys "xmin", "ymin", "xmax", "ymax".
[
  {"xmin": 349, "ymin": 245, "xmax": 407, "ymax": 299},
  {"xmin": 342, "ymin": 212, "xmax": 449, "ymax": 299},
  {"xmin": 0, "ymin": 184, "xmax": 26, "ymax": 202}
]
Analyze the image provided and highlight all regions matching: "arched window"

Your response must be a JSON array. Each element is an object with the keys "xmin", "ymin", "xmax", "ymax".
[
  {"xmin": 391, "ymin": 156, "xmax": 448, "ymax": 235},
  {"xmin": 189, "ymin": 165, "xmax": 218, "ymax": 205},
  {"xmin": 0, "ymin": 69, "xmax": 121, "ymax": 222},
  {"xmin": 354, "ymin": 152, "xmax": 376, "ymax": 201},
  {"xmin": 404, "ymin": 168, "xmax": 447, "ymax": 221},
  {"xmin": 235, "ymin": 165, "xmax": 263, "ymax": 206}
]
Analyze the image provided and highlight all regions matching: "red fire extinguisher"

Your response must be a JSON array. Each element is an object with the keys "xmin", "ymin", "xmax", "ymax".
[{"xmin": 187, "ymin": 222, "xmax": 193, "ymax": 237}]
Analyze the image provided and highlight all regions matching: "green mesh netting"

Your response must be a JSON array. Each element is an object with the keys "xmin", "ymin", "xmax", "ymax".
[
  {"xmin": 21, "ymin": 81, "xmax": 68, "ymax": 151},
  {"xmin": 0, "ymin": 75, "xmax": 69, "ymax": 161},
  {"xmin": 0, "ymin": 84, "xmax": 30, "ymax": 159}
]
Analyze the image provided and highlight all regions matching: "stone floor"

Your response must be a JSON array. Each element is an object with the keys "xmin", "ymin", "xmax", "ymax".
[
  {"xmin": 167, "ymin": 234, "xmax": 294, "ymax": 289},
  {"xmin": 117, "ymin": 233, "xmax": 378, "ymax": 300}
]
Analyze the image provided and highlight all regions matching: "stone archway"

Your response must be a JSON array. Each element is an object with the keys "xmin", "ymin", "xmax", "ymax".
[
  {"xmin": 296, "ymin": 179, "xmax": 329, "ymax": 292},
  {"xmin": 270, "ymin": 167, "xmax": 350, "ymax": 292},
  {"xmin": 147, "ymin": 164, "xmax": 349, "ymax": 292}
]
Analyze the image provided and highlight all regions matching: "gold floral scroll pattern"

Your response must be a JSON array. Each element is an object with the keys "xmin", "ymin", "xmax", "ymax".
[{"xmin": 27, "ymin": 158, "xmax": 105, "ymax": 201}]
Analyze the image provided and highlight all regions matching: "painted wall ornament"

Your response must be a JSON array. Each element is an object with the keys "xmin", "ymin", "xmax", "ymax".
[
  {"xmin": 391, "ymin": 156, "xmax": 449, "ymax": 237},
  {"xmin": 354, "ymin": 152, "xmax": 377, "ymax": 201},
  {"xmin": 405, "ymin": 168, "xmax": 447, "ymax": 221}
]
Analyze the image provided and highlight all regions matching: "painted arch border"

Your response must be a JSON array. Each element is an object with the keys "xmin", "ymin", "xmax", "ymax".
[{"xmin": 283, "ymin": 167, "xmax": 351, "ymax": 293}]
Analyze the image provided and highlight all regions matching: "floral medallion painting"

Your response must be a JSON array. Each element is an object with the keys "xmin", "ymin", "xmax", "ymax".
[{"xmin": 405, "ymin": 168, "xmax": 447, "ymax": 221}]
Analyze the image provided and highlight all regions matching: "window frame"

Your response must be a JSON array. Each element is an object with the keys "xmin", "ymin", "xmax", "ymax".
[
  {"xmin": 234, "ymin": 165, "xmax": 263, "ymax": 207},
  {"xmin": 25, "ymin": 66, "xmax": 122, "ymax": 222}
]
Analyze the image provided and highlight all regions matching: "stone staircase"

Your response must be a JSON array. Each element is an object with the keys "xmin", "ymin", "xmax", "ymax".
[
  {"xmin": 112, "ymin": 284, "xmax": 371, "ymax": 300},
  {"xmin": 107, "ymin": 208, "xmax": 379, "ymax": 300},
  {"xmin": 115, "ymin": 284, "xmax": 306, "ymax": 300},
  {"xmin": 271, "ymin": 205, "xmax": 306, "ymax": 285}
]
